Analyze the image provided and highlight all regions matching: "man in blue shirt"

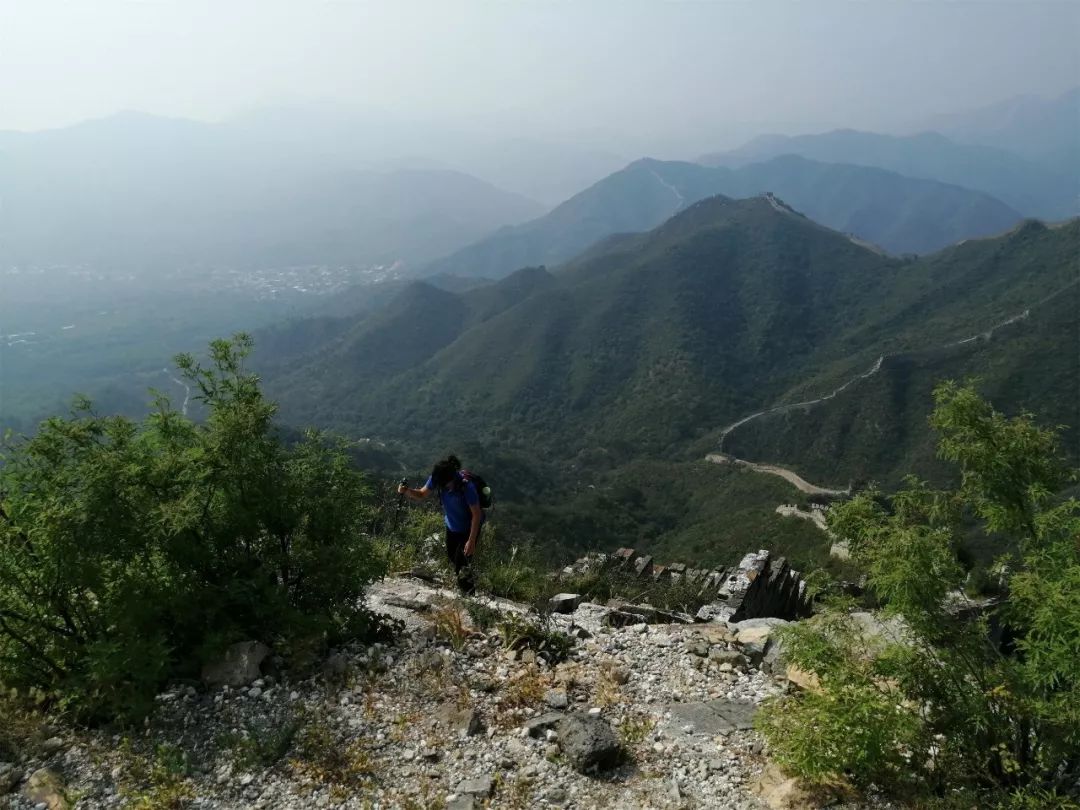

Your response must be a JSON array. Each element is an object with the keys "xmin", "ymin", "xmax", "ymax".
[{"xmin": 398, "ymin": 454, "xmax": 484, "ymax": 592}]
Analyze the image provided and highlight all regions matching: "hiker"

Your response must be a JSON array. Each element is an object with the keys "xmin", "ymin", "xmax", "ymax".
[{"xmin": 398, "ymin": 454, "xmax": 484, "ymax": 592}]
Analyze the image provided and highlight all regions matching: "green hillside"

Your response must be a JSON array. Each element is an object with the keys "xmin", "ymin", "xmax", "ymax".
[
  {"xmin": 723, "ymin": 278, "xmax": 1080, "ymax": 489},
  {"xmin": 261, "ymin": 200, "xmax": 1079, "ymax": 570},
  {"xmin": 271, "ymin": 196, "xmax": 900, "ymax": 448},
  {"xmin": 423, "ymin": 155, "xmax": 1022, "ymax": 280}
]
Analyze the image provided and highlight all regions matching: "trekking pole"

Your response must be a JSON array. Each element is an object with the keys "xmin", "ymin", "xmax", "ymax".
[{"xmin": 390, "ymin": 477, "xmax": 408, "ymax": 535}]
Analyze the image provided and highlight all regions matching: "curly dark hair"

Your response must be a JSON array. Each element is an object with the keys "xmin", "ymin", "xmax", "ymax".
[{"xmin": 430, "ymin": 454, "xmax": 462, "ymax": 490}]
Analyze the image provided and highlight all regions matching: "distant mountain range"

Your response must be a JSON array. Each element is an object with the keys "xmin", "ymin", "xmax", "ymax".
[
  {"xmin": 700, "ymin": 128, "xmax": 1077, "ymax": 221},
  {"xmin": 919, "ymin": 86, "xmax": 1079, "ymax": 170},
  {"xmin": 423, "ymin": 155, "xmax": 1023, "ymax": 279},
  {"xmin": 0, "ymin": 111, "xmax": 545, "ymax": 271}
]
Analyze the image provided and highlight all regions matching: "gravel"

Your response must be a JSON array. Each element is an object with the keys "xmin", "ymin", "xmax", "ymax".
[{"xmin": 0, "ymin": 577, "xmax": 898, "ymax": 809}]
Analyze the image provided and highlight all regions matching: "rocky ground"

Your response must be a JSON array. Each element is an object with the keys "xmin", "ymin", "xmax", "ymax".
[{"xmin": 0, "ymin": 576, "xmax": 894, "ymax": 810}]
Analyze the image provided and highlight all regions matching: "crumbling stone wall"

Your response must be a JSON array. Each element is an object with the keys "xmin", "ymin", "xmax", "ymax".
[{"xmin": 560, "ymin": 548, "xmax": 812, "ymax": 623}]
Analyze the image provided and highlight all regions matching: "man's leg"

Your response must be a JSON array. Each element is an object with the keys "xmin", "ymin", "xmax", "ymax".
[
  {"xmin": 445, "ymin": 529, "xmax": 467, "ymax": 574},
  {"xmin": 456, "ymin": 525, "xmax": 482, "ymax": 595}
]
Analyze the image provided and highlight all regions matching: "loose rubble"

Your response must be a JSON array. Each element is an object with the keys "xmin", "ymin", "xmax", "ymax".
[{"xmin": 0, "ymin": 576, "xmax": 896, "ymax": 810}]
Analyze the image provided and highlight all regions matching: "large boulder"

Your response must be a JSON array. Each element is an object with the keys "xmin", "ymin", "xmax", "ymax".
[
  {"xmin": 435, "ymin": 705, "xmax": 484, "ymax": 737},
  {"xmin": 750, "ymin": 762, "xmax": 838, "ymax": 809},
  {"xmin": 0, "ymin": 763, "xmax": 20, "ymax": 795},
  {"xmin": 848, "ymin": 611, "xmax": 910, "ymax": 653},
  {"xmin": 22, "ymin": 768, "xmax": 70, "ymax": 810},
  {"xmin": 732, "ymin": 617, "xmax": 790, "ymax": 666},
  {"xmin": 201, "ymin": 641, "xmax": 270, "ymax": 688},
  {"xmin": 663, "ymin": 699, "xmax": 757, "ymax": 743},
  {"xmin": 556, "ymin": 713, "xmax": 623, "ymax": 773}
]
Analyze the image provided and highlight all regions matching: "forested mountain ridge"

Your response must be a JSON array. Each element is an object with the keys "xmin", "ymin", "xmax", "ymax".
[
  {"xmin": 266, "ymin": 195, "xmax": 899, "ymax": 447},
  {"xmin": 264, "ymin": 198, "xmax": 1077, "ymax": 469},
  {"xmin": 254, "ymin": 196, "xmax": 1079, "ymax": 569},
  {"xmin": 723, "ymin": 277, "xmax": 1080, "ymax": 491},
  {"xmin": 422, "ymin": 155, "xmax": 1023, "ymax": 280}
]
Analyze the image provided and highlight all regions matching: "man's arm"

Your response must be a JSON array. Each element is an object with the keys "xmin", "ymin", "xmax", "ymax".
[
  {"xmin": 464, "ymin": 504, "xmax": 482, "ymax": 556},
  {"xmin": 398, "ymin": 483, "xmax": 431, "ymax": 501}
]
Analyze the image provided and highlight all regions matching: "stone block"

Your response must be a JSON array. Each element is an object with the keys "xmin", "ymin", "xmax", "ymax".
[{"xmin": 548, "ymin": 593, "xmax": 584, "ymax": 614}]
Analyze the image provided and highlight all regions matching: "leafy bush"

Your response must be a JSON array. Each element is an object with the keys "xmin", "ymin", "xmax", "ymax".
[
  {"xmin": 467, "ymin": 529, "xmax": 548, "ymax": 603},
  {"xmin": 0, "ymin": 335, "xmax": 387, "ymax": 720},
  {"xmin": 757, "ymin": 382, "xmax": 1080, "ymax": 807}
]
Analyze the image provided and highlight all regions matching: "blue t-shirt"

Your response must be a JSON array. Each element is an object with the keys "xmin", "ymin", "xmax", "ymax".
[{"xmin": 425, "ymin": 473, "xmax": 483, "ymax": 533}]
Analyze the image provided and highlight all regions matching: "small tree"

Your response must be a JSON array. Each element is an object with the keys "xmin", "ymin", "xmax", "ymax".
[
  {"xmin": 757, "ymin": 382, "xmax": 1079, "ymax": 808},
  {"xmin": 0, "ymin": 335, "xmax": 386, "ymax": 720}
]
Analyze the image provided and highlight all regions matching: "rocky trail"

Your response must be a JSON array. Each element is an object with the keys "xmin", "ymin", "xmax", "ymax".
[{"xmin": 0, "ymin": 575, "xmax": 893, "ymax": 810}]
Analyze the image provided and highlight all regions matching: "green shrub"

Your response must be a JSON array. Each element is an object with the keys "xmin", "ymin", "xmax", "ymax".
[
  {"xmin": 117, "ymin": 741, "xmax": 195, "ymax": 810},
  {"xmin": 222, "ymin": 713, "xmax": 304, "ymax": 770},
  {"xmin": 372, "ymin": 507, "xmax": 446, "ymax": 575},
  {"xmin": 464, "ymin": 599, "xmax": 502, "ymax": 631},
  {"xmin": 472, "ymin": 533, "xmax": 548, "ymax": 603},
  {"xmin": 758, "ymin": 382, "xmax": 1080, "ymax": 807},
  {"xmin": 497, "ymin": 612, "xmax": 574, "ymax": 663},
  {"xmin": 0, "ymin": 335, "xmax": 387, "ymax": 721}
]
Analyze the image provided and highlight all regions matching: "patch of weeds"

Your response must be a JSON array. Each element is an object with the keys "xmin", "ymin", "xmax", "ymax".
[
  {"xmin": 497, "ymin": 613, "xmax": 575, "ymax": 664},
  {"xmin": 0, "ymin": 689, "xmax": 50, "ymax": 760},
  {"xmin": 618, "ymin": 713, "xmax": 656, "ymax": 748},
  {"xmin": 389, "ymin": 711, "xmax": 421, "ymax": 743},
  {"xmin": 496, "ymin": 668, "xmax": 548, "ymax": 724},
  {"xmin": 594, "ymin": 660, "xmax": 628, "ymax": 708},
  {"xmin": 544, "ymin": 747, "xmax": 566, "ymax": 766},
  {"xmin": 117, "ymin": 741, "xmax": 196, "ymax": 810},
  {"xmin": 431, "ymin": 604, "xmax": 472, "ymax": 651},
  {"xmin": 289, "ymin": 715, "xmax": 376, "ymax": 801},
  {"xmin": 221, "ymin": 713, "xmax": 303, "ymax": 771},
  {"xmin": 502, "ymin": 774, "xmax": 535, "ymax": 810},
  {"xmin": 407, "ymin": 650, "xmax": 450, "ymax": 697},
  {"xmin": 396, "ymin": 784, "xmax": 447, "ymax": 810},
  {"xmin": 374, "ymin": 509, "xmax": 446, "ymax": 574},
  {"xmin": 464, "ymin": 599, "xmax": 502, "ymax": 631}
]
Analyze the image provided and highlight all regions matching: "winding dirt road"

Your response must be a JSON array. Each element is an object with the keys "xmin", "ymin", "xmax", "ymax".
[
  {"xmin": 706, "ymin": 453, "xmax": 849, "ymax": 496},
  {"xmin": 707, "ymin": 285, "xmax": 1068, "ymax": 495}
]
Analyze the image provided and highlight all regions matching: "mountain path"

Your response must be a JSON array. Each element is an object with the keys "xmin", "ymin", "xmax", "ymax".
[
  {"xmin": 163, "ymin": 368, "xmax": 191, "ymax": 416},
  {"xmin": 707, "ymin": 286, "xmax": 1069, "ymax": 495},
  {"xmin": 650, "ymin": 169, "xmax": 686, "ymax": 208}
]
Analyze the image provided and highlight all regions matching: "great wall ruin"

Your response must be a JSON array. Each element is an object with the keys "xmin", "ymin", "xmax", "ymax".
[{"xmin": 554, "ymin": 547, "xmax": 814, "ymax": 625}]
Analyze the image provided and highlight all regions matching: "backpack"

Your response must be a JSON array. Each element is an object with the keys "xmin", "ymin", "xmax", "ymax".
[{"xmin": 459, "ymin": 469, "xmax": 493, "ymax": 509}]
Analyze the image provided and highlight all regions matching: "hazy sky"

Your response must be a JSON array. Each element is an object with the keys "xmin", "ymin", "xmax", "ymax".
[{"xmin": 2, "ymin": 0, "xmax": 1078, "ymax": 139}]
